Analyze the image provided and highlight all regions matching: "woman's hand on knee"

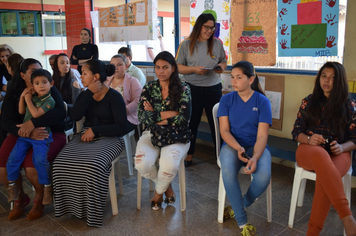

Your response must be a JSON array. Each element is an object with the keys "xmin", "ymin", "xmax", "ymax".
[
  {"xmin": 330, "ymin": 141, "xmax": 344, "ymax": 155},
  {"xmin": 17, "ymin": 120, "xmax": 35, "ymax": 138},
  {"xmin": 29, "ymin": 127, "xmax": 49, "ymax": 140},
  {"xmin": 81, "ymin": 128, "xmax": 95, "ymax": 142},
  {"xmin": 309, "ymin": 134, "xmax": 324, "ymax": 146}
]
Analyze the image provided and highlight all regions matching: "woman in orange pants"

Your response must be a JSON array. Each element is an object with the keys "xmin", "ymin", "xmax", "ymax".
[{"xmin": 292, "ymin": 62, "xmax": 356, "ymax": 236}]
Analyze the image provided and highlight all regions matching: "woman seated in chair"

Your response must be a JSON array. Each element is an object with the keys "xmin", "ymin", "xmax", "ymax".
[
  {"xmin": 52, "ymin": 59, "xmax": 128, "ymax": 227},
  {"xmin": 217, "ymin": 61, "xmax": 271, "ymax": 236},
  {"xmin": 292, "ymin": 61, "xmax": 356, "ymax": 236},
  {"xmin": 0, "ymin": 58, "xmax": 66, "ymax": 221},
  {"xmin": 106, "ymin": 54, "xmax": 142, "ymax": 133},
  {"xmin": 135, "ymin": 51, "xmax": 192, "ymax": 210}
]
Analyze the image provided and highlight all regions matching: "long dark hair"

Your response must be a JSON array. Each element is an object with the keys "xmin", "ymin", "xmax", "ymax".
[
  {"xmin": 232, "ymin": 61, "xmax": 265, "ymax": 95},
  {"xmin": 7, "ymin": 53, "xmax": 24, "ymax": 76},
  {"xmin": 4, "ymin": 58, "xmax": 42, "ymax": 103},
  {"xmin": 85, "ymin": 59, "xmax": 115, "ymax": 83},
  {"xmin": 305, "ymin": 62, "xmax": 349, "ymax": 141},
  {"xmin": 52, "ymin": 53, "xmax": 73, "ymax": 103},
  {"xmin": 188, "ymin": 13, "xmax": 216, "ymax": 57},
  {"xmin": 154, "ymin": 51, "xmax": 182, "ymax": 110}
]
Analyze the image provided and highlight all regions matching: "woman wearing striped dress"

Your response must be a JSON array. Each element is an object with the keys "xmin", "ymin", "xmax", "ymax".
[{"xmin": 53, "ymin": 59, "xmax": 128, "ymax": 227}]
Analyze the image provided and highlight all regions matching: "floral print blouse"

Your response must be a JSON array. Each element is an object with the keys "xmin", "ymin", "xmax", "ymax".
[
  {"xmin": 138, "ymin": 80, "xmax": 191, "ymax": 130},
  {"xmin": 292, "ymin": 94, "xmax": 356, "ymax": 144}
]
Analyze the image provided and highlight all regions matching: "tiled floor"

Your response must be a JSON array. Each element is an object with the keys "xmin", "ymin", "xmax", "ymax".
[{"xmin": 0, "ymin": 143, "xmax": 355, "ymax": 236}]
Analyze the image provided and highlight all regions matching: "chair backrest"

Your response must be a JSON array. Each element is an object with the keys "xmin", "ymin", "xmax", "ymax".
[{"xmin": 212, "ymin": 103, "xmax": 221, "ymax": 160}]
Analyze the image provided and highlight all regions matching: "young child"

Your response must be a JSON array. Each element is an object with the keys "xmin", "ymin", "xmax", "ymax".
[{"xmin": 6, "ymin": 69, "xmax": 55, "ymax": 205}]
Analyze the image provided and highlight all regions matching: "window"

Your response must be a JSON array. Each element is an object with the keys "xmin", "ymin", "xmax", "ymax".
[
  {"xmin": 1, "ymin": 12, "xmax": 18, "ymax": 35},
  {"xmin": 0, "ymin": 11, "xmax": 66, "ymax": 37}
]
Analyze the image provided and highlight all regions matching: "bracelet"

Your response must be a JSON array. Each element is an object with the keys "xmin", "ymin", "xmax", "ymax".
[{"xmin": 307, "ymin": 136, "xmax": 310, "ymax": 144}]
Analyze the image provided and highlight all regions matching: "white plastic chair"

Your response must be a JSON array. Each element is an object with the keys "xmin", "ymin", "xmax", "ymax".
[
  {"xmin": 121, "ymin": 129, "xmax": 136, "ymax": 175},
  {"xmin": 136, "ymin": 157, "xmax": 187, "ymax": 211},
  {"xmin": 212, "ymin": 103, "xmax": 272, "ymax": 223},
  {"xmin": 63, "ymin": 102, "xmax": 74, "ymax": 143},
  {"xmin": 288, "ymin": 159, "xmax": 352, "ymax": 236}
]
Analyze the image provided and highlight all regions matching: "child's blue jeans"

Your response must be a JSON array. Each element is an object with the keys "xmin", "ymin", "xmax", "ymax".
[
  {"xmin": 7, "ymin": 133, "xmax": 53, "ymax": 185},
  {"xmin": 220, "ymin": 144, "xmax": 271, "ymax": 226}
]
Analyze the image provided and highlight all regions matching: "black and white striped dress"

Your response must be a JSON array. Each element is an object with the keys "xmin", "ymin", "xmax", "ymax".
[{"xmin": 52, "ymin": 134, "xmax": 124, "ymax": 227}]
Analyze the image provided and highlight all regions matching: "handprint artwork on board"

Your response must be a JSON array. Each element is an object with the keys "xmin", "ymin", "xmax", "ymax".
[
  {"xmin": 326, "ymin": 0, "xmax": 336, "ymax": 8},
  {"xmin": 325, "ymin": 13, "xmax": 337, "ymax": 25},
  {"xmin": 326, "ymin": 36, "xmax": 336, "ymax": 48},
  {"xmin": 280, "ymin": 39, "xmax": 289, "ymax": 49},
  {"xmin": 279, "ymin": 24, "xmax": 289, "ymax": 35},
  {"xmin": 222, "ymin": 20, "xmax": 229, "ymax": 30},
  {"xmin": 190, "ymin": 16, "xmax": 196, "ymax": 27},
  {"xmin": 279, "ymin": 8, "xmax": 288, "ymax": 21},
  {"xmin": 190, "ymin": 0, "xmax": 197, "ymax": 9}
]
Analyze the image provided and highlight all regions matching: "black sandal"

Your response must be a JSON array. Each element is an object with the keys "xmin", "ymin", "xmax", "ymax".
[{"xmin": 151, "ymin": 201, "xmax": 162, "ymax": 210}]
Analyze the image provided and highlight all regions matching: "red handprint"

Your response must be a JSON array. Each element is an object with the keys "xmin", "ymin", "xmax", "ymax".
[
  {"xmin": 326, "ymin": 0, "xmax": 336, "ymax": 8},
  {"xmin": 280, "ymin": 39, "xmax": 289, "ymax": 49},
  {"xmin": 190, "ymin": 0, "xmax": 197, "ymax": 9},
  {"xmin": 225, "ymin": 50, "xmax": 229, "ymax": 60},
  {"xmin": 324, "ymin": 13, "xmax": 337, "ymax": 25},
  {"xmin": 222, "ymin": 20, "xmax": 229, "ymax": 30},
  {"xmin": 326, "ymin": 36, "xmax": 336, "ymax": 48},
  {"xmin": 279, "ymin": 8, "xmax": 288, "ymax": 21},
  {"xmin": 282, "ymin": 0, "xmax": 293, "ymax": 4},
  {"xmin": 279, "ymin": 24, "xmax": 289, "ymax": 35}
]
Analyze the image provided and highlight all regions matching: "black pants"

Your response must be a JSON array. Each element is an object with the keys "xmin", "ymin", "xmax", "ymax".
[{"xmin": 187, "ymin": 82, "xmax": 222, "ymax": 155}]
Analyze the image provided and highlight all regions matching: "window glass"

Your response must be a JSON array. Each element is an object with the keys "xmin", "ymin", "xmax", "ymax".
[
  {"xmin": 54, "ymin": 15, "xmax": 66, "ymax": 35},
  {"xmin": 37, "ymin": 14, "xmax": 42, "ymax": 35},
  {"xmin": 1, "ymin": 12, "xmax": 18, "ymax": 35},
  {"xmin": 19, "ymin": 13, "xmax": 35, "ymax": 35}
]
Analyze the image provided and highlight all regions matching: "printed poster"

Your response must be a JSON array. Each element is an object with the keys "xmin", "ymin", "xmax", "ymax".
[
  {"xmin": 278, "ymin": 0, "xmax": 339, "ymax": 57},
  {"xmin": 231, "ymin": 0, "xmax": 277, "ymax": 66},
  {"xmin": 98, "ymin": 0, "xmax": 159, "ymax": 42},
  {"xmin": 189, "ymin": 0, "xmax": 231, "ymax": 63}
]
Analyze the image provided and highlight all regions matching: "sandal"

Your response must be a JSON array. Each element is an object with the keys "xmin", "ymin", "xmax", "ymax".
[
  {"xmin": 27, "ymin": 200, "xmax": 44, "ymax": 221},
  {"xmin": 8, "ymin": 194, "xmax": 30, "ymax": 220},
  {"xmin": 151, "ymin": 201, "xmax": 162, "ymax": 211},
  {"xmin": 164, "ymin": 184, "xmax": 175, "ymax": 204}
]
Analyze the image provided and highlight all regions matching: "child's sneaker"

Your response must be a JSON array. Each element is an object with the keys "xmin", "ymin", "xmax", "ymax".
[
  {"xmin": 42, "ymin": 185, "xmax": 53, "ymax": 205},
  {"xmin": 7, "ymin": 183, "xmax": 19, "ymax": 202},
  {"xmin": 224, "ymin": 205, "xmax": 235, "ymax": 220},
  {"xmin": 241, "ymin": 223, "xmax": 258, "ymax": 236}
]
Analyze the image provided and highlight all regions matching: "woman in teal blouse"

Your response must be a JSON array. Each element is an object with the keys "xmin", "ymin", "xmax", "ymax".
[{"xmin": 135, "ymin": 51, "xmax": 192, "ymax": 210}]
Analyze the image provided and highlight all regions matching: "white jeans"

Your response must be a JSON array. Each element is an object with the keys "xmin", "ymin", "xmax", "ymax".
[{"xmin": 134, "ymin": 131, "xmax": 190, "ymax": 194}]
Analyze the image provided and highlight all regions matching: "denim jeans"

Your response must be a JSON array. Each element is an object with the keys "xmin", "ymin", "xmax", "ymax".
[{"xmin": 220, "ymin": 144, "xmax": 271, "ymax": 226}]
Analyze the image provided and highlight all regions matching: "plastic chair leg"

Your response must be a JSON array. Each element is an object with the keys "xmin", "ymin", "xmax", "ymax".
[
  {"xmin": 179, "ymin": 158, "xmax": 186, "ymax": 211},
  {"xmin": 266, "ymin": 178, "xmax": 272, "ymax": 222},
  {"xmin": 288, "ymin": 167, "xmax": 303, "ymax": 228},
  {"xmin": 217, "ymin": 170, "xmax": 226, "ymax": 223},
  {"xmin": 109, "ymin": 167, "xmax": 118, "ymax": 215},
  {"xmin": 137, "ymin": 172, "xmax": 142, "ymax": 209},
  {"xmin": 297, "ymin": 178, "xmax": 307, "ymax": 207},
  {"xmin": 123, "ymin": 134, "xmax": 134, "ymax": 176}
]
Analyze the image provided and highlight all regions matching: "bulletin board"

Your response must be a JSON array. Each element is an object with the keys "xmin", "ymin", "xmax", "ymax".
[
  {"xmin": 278, "ymin": 0, "xmax": 339, "ymax": 57},
  {"xmin": 262, "ymin": 74, "xmax": 285, "ymax": 130},
  {"xmin": 98, "ymin": 0, "xmax": 159, "ymax": 42},
  {"xmin": 231, "ymin": 0, "xmax": 276, "ymax": 66}
]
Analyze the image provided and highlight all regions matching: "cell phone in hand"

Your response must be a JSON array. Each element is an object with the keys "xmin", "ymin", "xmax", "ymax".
[
  {"xmin": 214, "ymin": 65, "xmax": 222, "ymax": 71},
  {"xmin": 241, "ymin": 152, "xmax": 250, "ymax": 160}
]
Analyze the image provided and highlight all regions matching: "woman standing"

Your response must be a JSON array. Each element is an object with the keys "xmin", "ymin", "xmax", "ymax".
[
  {"xmin": 218, "ymin": 61, "xmax": 271, "ymax": 236},
  {"xmin": 0, "ymin": 44, "xmax": 14, "ymax": 82},
  {"xmin": 176, "ymin": 13, "xmax": 226, "ymax": 166},
  {"xmin": 107, "ymin": 54, "xmax": 142, "ymax": 133},
  {"xmin": 53, "ymin": 59, "xmax": 128, "ymax": 227},
  {"xmin": 52, "ymin": 53, "xmax": 82, "ymax": 105},
  {"xmin": 292, "ymin": 62, "xmax": 356, "ymax": 235},
  {"xmin": 0, "ymin": 58, "xmax": 66, "ymax": 221},
  {"xmin": 70, "ymin": 28, "xmax": 99, "ymax": 74},
  {"xmin": 135, "ymin": 51, "xmax": 191, "ymax": 210}
]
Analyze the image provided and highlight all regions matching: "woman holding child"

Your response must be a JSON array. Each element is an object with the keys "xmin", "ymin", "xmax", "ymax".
[
  {"xmin": 0, "ymin": 58, "xmax": 66, "ymax": 221},
  {"xmin": 53, "ymin": 59, "xmax": 128, "ymax": 227}
]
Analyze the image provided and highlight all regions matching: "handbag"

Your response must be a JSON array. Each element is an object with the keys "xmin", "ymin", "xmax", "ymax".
[{"xmin": 150, "ymin": 124, "xmax": 193, "ymax": 148}]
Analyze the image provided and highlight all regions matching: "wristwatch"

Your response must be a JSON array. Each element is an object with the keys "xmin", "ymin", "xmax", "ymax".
[{"xmin": 307, "ymin": 136, "xmax": 311, "ymax": 144}]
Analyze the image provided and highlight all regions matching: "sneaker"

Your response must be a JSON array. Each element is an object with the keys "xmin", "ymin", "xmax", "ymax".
[
  {"xmin": 224, "ymin": 205, "xmax": 235, "ymax": 220},
  {"xmin": 42, "ymin": 186, "xmax": 53, "ymax": 205},
  {"xmin": 241, "ymin": 224, "xmax": 258, "ymax": 236},
  {"xmin": 8, "ymin": 194, "xmax": 30, "ymax": 220},
  {"xmin": 7, "ymin": 183, "xmax": 19, "ymax": 203}
]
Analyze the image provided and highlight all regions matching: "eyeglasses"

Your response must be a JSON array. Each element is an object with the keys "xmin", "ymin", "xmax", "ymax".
[{"xmin": 202, "ymin": 25, "xmax": 216, "ymax": 31}]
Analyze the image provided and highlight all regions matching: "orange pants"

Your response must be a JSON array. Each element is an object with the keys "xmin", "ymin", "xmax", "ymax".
[{"xmin": 296, "ymin": 144, "xmax": 352, "ymax": 236}]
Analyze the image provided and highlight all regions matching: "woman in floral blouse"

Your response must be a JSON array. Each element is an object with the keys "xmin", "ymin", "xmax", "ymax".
[
  {"xmin": 292, "ymin": 62, "xmax": 356, "ymax": 235},
  {"xmin": 135, "ymin": 51, "xmax": 191, "ymax": 210}
]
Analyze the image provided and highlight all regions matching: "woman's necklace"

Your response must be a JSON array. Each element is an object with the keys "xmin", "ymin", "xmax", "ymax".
[{"xmin": 82, "ymin": 44, "xmax": 86, "ymax": 50}]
